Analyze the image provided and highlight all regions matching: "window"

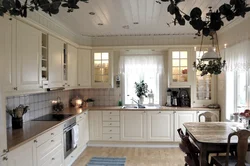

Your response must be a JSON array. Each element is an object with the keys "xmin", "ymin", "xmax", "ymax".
[
  {"xmin": 120, "ymin": 55, "xmax": 164, "ymax": 105},
  {"xmin": 226, "ymin": 71, "xmax": 248, "ymax": 120}
]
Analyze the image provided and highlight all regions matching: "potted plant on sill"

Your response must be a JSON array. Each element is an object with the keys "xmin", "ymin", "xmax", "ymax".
[{"xmin": 135, "ymin": 80, "xmax": 149, "ymax": 104}]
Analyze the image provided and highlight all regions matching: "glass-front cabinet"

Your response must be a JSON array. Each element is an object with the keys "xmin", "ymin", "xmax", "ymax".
[
  {"xmin": 168, "ymin": 49, "xmax": 192, "ymax": 87},
  {"xmin": 41, "ymin": 33, "xmax": 48, "ymax": 82},
  {"xmin": 92, "ymin": 50, "xmax": 113, "ymax": 88},
  {"xmin": 192, "ymin": 50, "xmax": 216, "ymax": 107}
]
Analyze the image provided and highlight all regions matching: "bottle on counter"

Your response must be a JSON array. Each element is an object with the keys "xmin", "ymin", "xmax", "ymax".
[
  {"xmin": 118, "ymin": 94, "xmax": 123, "ymax": 106},
  {"xmin": 148, "ymin": 89, "xmax": 154, "ymax": 105}
]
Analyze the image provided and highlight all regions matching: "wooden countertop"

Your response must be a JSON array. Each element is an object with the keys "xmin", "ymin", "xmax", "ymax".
[
  {"xmin": 7, "ymin": 107, "xmax": 87, "ymax": 151},
  {"xmin": 87, "ymin": 106, "xmax": 220, "ymax": 111},
  {"xmin": 7, "ymin": 106, "xmax": 219, "ymax": 151}
]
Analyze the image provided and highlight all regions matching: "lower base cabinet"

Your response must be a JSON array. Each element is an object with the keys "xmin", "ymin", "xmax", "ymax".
[
  {"xmin": 147, "ymin": 111, "xmax": 174, "ymax": 142},
  {"xmin": 0, "ymin": 155, "xmax": 7, "ymax": 166},
  {"xmin": 7, "ymin": 140, "xmax": 36, "ymax": 166},
  {"xmin": 120, "ymin": 111, "xmax": 147, "ymax": 141}
]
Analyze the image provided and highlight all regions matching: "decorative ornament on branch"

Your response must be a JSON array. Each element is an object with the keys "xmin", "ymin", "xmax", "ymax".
[
  {"xmin": 0, "ymin": 0, "xmax": 89, "ymax": 17},
  {"xmin": 157, "ymin": 0, "xmax": 250, "ymax": 35}
]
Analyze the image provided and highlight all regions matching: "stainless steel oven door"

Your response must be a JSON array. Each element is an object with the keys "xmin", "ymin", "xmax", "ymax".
[{"xmin": 63, "ymin": 123, "xmax": 76, "ymax": 159}]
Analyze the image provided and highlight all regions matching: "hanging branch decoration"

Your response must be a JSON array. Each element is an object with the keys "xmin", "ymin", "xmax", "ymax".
[
  {"xmin": 158, "ymin": 0, "xmax": 250, "ymax": 35},
  {"xmin": 0, "ymin": 0, "xmax": 89, "ymax": 17}
]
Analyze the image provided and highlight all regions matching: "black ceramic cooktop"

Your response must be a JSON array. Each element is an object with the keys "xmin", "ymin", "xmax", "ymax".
[{"xmin": 32, "ymin": 114, "xmax": 73, "ymax": 121}]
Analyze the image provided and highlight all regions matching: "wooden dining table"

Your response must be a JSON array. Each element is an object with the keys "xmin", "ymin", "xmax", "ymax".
[{"xmin": 183, "ymin": 122, "xmax": 250, "ymax": 166}]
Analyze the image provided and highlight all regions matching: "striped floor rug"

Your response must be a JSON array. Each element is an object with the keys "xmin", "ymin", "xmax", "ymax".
[{"xmin": 86, "ymin": 157, "xmax": 126, "ymax": 166}]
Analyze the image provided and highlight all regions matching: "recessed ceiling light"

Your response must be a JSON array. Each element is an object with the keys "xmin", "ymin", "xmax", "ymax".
[
  {"xmin": 89, "ymin": 12, "xmax": 95, "ymax": 15},
  {"xmin": 98, "ymin": 23, "xmax": 103, "ymax": 26},
  {"xmin": 122, "ymin": 25, "xmax": 129, "ymax": 29},
  {"xmin": 133, "ymin": 22, "xmax": 139, "ymax": 25}
]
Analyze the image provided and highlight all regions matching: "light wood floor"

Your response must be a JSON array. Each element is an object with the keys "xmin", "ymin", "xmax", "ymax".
[{"xmin": 72, "ymin": 147, "xmax": 185, "ymax": 166}]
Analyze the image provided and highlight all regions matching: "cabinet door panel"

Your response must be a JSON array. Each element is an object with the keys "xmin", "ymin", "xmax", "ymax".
[
  {"xmin": 147, "ymin": 111, "xmax": 174, "ymax": 141},
  {"xmin": 77, "ymin": 49, "xmax": 91, "ymax": 87},
  {"xmin": 120, "ymin": 111, "xmax": 146, "ymax": 141},
  {"xmin": 83, "ymin": 112, "xmax": 89, "ymax": 145},
  {"xmin": 48, "ymin": 36, "xmax": 63, "ymax": 87},
  {"xmin": 0, "ymin": 16, "xmax": 16, "ymax": 92},
  {"xmin": 174, "ymin": 111, "xmax": 196, "ymax": 142},
  {"xmin": 67, "ymin": 45, "xmax": 78, "ymax": 87},
  {"xmin": 89, "ymin": 111, "xmax": 102, "ymax": 140},
  {"xmin": 17, "ymin": 20, "xmax": 41, "ymax": 90},
  {"xmin": 8, "ymin": 141, "xmax": 36, "ymax": 166}
]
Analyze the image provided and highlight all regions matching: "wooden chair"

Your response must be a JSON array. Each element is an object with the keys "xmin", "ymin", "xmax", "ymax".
[
  {"xmin": 199, "ymin": 112, "xmax": 218, "ymax": 122},
  {"xmin": 210, "ymin": 129, "xmax": 250, "ymax": 166},
  {"xmin": 177, "ymin": 128, "xmax": 200, "ymax": 166}
]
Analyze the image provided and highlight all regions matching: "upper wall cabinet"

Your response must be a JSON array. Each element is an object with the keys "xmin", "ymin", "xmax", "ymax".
[
  {"xmin": 0, "ymin": 16, "xmax": 16, "ymax": 92},
  {"xmin": 77, "ymin": 49, "xmax": 91, "ymax": 88},
  {"xmin": 92, "ymin": 50, "xmax": 113, "ymax": 88},
  {"xmin": 16, "ymin": 20, "xmax": 42, "ymax": 91},
  {"xmin": 168, "ymin": 49, "xmax": 193, "ymax": 88},
  {"xmin": 67, "ymin": 45, "xmax": 78, "ymax": 88},
  {"xmin": 48, "ymin": 35, "xmax": 64, "ymax": 88}
]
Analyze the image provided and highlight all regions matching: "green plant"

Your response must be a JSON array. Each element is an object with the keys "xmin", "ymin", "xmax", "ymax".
[
  {"xmin": 135, "ymin": 80, "xmax": 149, "ymax": 98},
  {"xmin": 194, "ymin": 58, "xmax": 226, "ymax": 76}
]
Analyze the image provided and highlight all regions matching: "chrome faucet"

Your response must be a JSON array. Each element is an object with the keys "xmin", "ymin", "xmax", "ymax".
[{"xmin": 131, "ymin": 98, "xmax": 145, "ymax": 108}]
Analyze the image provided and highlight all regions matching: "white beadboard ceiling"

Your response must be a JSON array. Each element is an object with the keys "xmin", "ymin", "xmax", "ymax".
[{"xmin": 52, "ymin": 0, "xmax": 248, "ymax": 37}]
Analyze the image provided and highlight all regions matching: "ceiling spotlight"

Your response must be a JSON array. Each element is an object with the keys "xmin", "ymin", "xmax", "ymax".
[
  {"xmin": 89, "ymin": 12, "xmax": 95, "ymax": 15},
  {"xmin": 98, "ymin": 23, "xmax": 103, "ymax": 26},
  {"xmin": 122, "ymin": 25, "xmax": 130, "ymax": 29},
  {"xmin": 133, "ymin": 22, "xmax": 139, "ymax": 25}
]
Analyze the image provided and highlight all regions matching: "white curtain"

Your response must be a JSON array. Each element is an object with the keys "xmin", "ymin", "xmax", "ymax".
[
  {"xmin": 225, "ymin": 40, "xmax": 250, "ymax": 71},
  {"xmin": 119, "ymin": 55, "xmax": 164, "ymax": 74},
  {"xmin": 119, "ymin": 55, "xmax": 164, "ymax": 105}
]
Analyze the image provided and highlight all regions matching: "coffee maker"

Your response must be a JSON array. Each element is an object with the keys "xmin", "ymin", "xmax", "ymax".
[{"xmin": 171, "ymin": 91, "xmax": 178, "ymax": 106}]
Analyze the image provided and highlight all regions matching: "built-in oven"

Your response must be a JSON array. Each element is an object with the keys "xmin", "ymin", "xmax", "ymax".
[{"xmin": 63, "ymin": 117, "xmax": 77, "ymax": 159}]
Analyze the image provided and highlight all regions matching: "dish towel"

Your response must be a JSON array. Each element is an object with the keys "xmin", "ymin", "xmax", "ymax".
[{"xmin": 72, "ymin": 125, "xmax": 79, "ymax": 148}]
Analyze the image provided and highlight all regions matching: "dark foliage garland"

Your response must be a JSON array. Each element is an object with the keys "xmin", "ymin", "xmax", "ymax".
[
  {"xmin": 157, "ymin": 0, "xmax": 250, "ymax": 36},
  {"xmin": 0, "ymin": 0, "xmax": 89, "ymax": 17}
]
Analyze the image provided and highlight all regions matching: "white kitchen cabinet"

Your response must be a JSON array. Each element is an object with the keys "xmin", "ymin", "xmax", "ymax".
[
  {"xmin": 7, "ymin": 140, "xmax": 36, "ymax": 166},
  {"xmin": 168, "ymin": 48, "xmax": 193, "ymax": 88},
  {"xmin": 0, "ymin": 155, "xmax": 8, "ymax": 166},
  {"xmin": 92, "ymin": 50, "xmax": 113, "ymax": 88},
  {"xmin": 48, "ymin": 35, "xmax": 64, "ymax": 88},
  {"xmin": 89, "ymin": 111, "xmax": 103, "ymax": 140},
  {"xmin": 147, "ymin": 111, "xmax": 174, "ymax": 142},
  {"xmin": 16, "ymin": 20, "xmax": 42, "ymax": 91},
  {"xmin": 67, "ymin": 45, "xmax": 78, "ymax": 88},
  {"xmin": 77, "ymin": 111, "xmax": 89, "ymax": 150},
  {"xmin": 0, "ymin": 16, "xmax": 16, "ymax": 92},
  {"xmin": 120, "ymin": 111, "xmax": 146, "ymax": 141},
  {"xmin": 0, "ymin": 17, "xmax": 8, "ymax": 155},
  {"xmin": 77, "ymin": 49, "xmax": 91, "ymax": 87},
  {"xmin": 174, "ymin": 111, "xmax": 197, "ymax": 142}
]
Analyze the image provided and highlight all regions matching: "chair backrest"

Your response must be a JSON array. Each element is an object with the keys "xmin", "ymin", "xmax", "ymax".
[
  {"xmin": 177, "ymin": 128, "xmax": 200, "ymax": 166},
  {"xmin": 198, "ymin": 112, "xmax": 218, "ymax": 122},
  {"xmin": 225, "ymin": 129, "xmax": 250, "ymax": 166}
]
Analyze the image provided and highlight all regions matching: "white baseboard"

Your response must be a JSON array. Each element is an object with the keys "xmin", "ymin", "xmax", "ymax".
[{"xmin": 87, "ymin": 141, "xmax": 179, "ymax": 148}]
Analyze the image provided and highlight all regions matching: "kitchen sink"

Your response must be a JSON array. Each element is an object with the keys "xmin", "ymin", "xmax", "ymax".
[{"xmin": 122, "ymin": 105, "xmax": 161, "ymax": 109}]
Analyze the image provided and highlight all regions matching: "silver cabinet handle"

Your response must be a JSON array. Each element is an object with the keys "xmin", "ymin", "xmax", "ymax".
[
  {"xmin": 110, "ymin": 130, "xmax": 112, "ymax": 132},
  {"xmin": 13, "ymin": 87, "xmax": 17, "ymax": 90},
  {"xmin": 109, "ymin": 123, "xmax": 112, "ymax": 125},
  {"xmin": 78, "ymin": 84, "xmax": 80, "ymax": 86},
  {"xmin": 51, "ymin": 140, "xmax": 54, "ymax": 142},
  {"xmin": 159, "ymin": 111, "xmax": 161, "ymax": 114},
  {"xmin": 51, "ymin": 133, "xmax": 54, "ymax": 135},
  {"xmin": 34, "ymin": 140, "xmax": 38, "ymax": 143},
  {"xmin": 3, "ymin": 156, "xmax": 8, "ymax": 161},
  {"xmin": 52, "ymin": 158, "xmax": 55, "ymax": 160},
  {"xmin": 110, "ymin": 112, "xmax": 112, "ymax": 114},
  {"xmin": 109, "ymin": 137, "xmax": 112, "ymax": 139}
]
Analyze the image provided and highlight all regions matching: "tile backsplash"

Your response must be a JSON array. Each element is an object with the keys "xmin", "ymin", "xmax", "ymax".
[
  {"xmin": 73, "ymin": 88, "xmax": 122, "ymax": 107},
  {"xmin": 6, "ymin": 90, "xmax": 74, "ymax": 128}
]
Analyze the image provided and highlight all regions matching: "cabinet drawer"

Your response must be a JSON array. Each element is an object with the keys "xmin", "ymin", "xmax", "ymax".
[
  {"xmin": 36, "ymin": 125, "xmax": 63, "ymax": 147},
  {"xmin": 103, "ymin": 115, "xmax": 119, "ymax": 122},
  {"xmin": 103, "ymin": 134, "xmax": 120, "ymax": 141},
  {"xmin": 37, "ymin": 133, "xmax": 62, "ymax": 163},
  {"xmin": 40, "ymin": 144, "xmax": 63, "ymax": 166},
  {"xmin": 103, "ymin": 127, "xmax": 120, "ymax": 134},
  {"xmin": 103, "ymin": 111, "xmax": 119, "ymax": 116},
  {"xmin": 103, "ymin": 122, "xmax": 120, "ymax": 127}
]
